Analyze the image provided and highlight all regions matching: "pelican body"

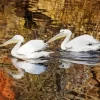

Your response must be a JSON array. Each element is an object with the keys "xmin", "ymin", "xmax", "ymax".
[
  {"xmin": 47, "ymin": 29, "xmax": 100, "ymax": 52},
  {"xmin": 1, "ymin": 35, "xmax": 52, "ymax": 60}
]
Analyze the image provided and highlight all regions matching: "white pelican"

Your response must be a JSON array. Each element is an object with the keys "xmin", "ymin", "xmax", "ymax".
[
  {"xmin": 47, "ymin": 29, "xmax": 100, "ymax": 52},
  {"xmin": 0, "ymin": 35, "xmax": 53, "ymax": 60}
]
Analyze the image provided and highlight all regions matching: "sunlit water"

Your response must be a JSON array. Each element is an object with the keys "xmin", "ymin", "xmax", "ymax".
[
  {"xmin": 0, "ymin": 1, "xmax": 100, "ymax": 99},
  {"xmin": 5, "ymin": 51, "xmax": 100, "ymax": 79},
  {"xmin": 0, "ymin": 50, "xmax": 100, "ymax": 99}
]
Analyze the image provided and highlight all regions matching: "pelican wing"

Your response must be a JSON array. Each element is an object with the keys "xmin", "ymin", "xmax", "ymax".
[
  {"xmin": 65, "ymin": 35, "xmax": 100, "ymax": 51},
  {"xmin": 17, "ymin": 40, "xmax": 48, "ymax": 55},
  {"xmin": 66, "ymin": 35, "xmax": 99, "ymax": 46}
]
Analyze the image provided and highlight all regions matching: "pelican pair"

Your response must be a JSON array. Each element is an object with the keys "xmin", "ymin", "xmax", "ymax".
[{"xmin": 1, "ymin": 29, "xmax": 100, "ymax": 61}]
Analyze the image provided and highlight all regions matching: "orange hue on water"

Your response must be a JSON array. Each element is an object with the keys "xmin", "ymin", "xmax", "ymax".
[{"xmin": 0, "ymin": 69, "xmax": 15, "ymax": 100}]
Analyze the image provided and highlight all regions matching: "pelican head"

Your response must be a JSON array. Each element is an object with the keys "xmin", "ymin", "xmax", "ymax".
[
  {"xmin": 1, "ymin": 35, "xmax": 24, "ymax": 46},
  {"xmin": 12, "ymin": 35, "xmax": 24, "ymax": 42},
  {"xmin": 47, "ymin": 29, "xmax": 72, "ymax": 43}
]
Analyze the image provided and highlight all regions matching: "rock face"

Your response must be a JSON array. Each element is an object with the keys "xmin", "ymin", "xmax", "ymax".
[
  {"xmin": 0, "ymin": 0, "xmax": 100, "ymax": 38},
  {"xmin": 0, "ymin": 0, "xmax": 100, "ymax": 100}
]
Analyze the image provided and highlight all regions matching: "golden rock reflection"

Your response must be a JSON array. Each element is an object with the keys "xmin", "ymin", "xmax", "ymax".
[
  {"xmin": 0, "ymin": 0, "xmax": 100, "ymax": 99},
  {"xmin": 1, "ymin": 55, "xmax": 100, "ymax": 100},
  {"xmin": 0, "ymin": 68, "xmax": 15, "ymax": 100}
]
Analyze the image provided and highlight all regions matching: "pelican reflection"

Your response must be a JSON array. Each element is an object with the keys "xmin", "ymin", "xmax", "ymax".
[
  {"xmin": 58, "ymin": 51, "xmax": 100, "ymax": 68},
  {"xmin": 7, "ymin": 58, "xmax": 47, "ymax": 79}
]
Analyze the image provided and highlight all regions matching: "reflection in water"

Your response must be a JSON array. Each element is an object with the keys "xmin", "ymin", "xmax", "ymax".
[
  {"xmin": 58, "ymin": 51, "xmax": 100, "ymax": 68},
  {"xmin": 9, "ymin": 58, "xmax": 47, "ymax": 79},
  {"xmin": 59, "ymin": 61, "xmax": 71, "ymax": 68},
  {"xmin": 59, "ymin": 50, "xmax": 100, "ymax": 58},
  {"xmin": 4, "ymin": 51, "xmax": 100, "ymax": 79},
  {"xmin": 0, "ymin": 0, "xmax": 99, "ymax": 99},
  {"xmin": 59, "ymin": 57, "xmax": 100, "ymax": 68}
]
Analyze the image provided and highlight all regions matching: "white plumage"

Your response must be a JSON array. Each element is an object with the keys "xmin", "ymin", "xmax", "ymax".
[
  {"xmin": 1, "ymin": 35, "xmax": 52, "ymax": 60},
  {"xmin": 47, "ymin": 29, "xmax": 100, "ymax": 52},
  {"xmin": 17, "ymin": 40, "xmax": 47, "ymax": 54},
  {"xmin": 64, "ymin": 35, "xmax": 100, "ymax": 52}
]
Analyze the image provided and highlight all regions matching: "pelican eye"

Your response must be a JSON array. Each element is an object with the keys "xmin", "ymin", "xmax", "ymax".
[{"xmin": 88, "ymin": 43, "xmax": 92, "ymax": 46}]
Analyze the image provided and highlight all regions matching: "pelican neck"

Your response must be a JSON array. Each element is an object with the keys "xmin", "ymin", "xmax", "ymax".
[
  {"xmin": 11, "ymin": 41, "xmax": 23, "ymax": 59},
  {"xmin": 61, "ymin": 33, "xmax": 72, "ymax": 50}
]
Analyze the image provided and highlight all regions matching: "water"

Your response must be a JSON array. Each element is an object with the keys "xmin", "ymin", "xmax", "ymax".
[
  {"xmin": 0, "ymin": 0, "xmax": 100, "ymax": 100},
  {"xmin": 0, "ymin": 51, "xmax": 100, "ymax": 100},
  {"xmin": 6, "ymin": 52, "xmax": 100, "ymax": 79}
]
